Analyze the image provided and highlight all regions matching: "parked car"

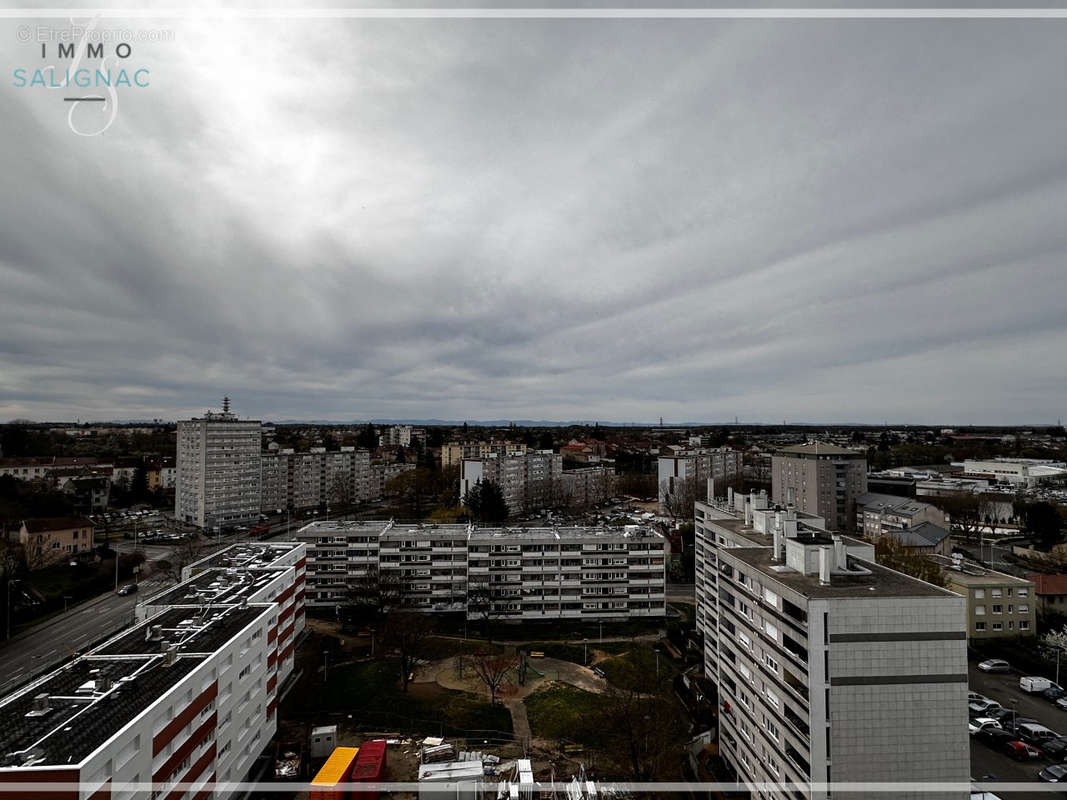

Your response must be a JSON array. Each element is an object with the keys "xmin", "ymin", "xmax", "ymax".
[
  {"xmin": 1057, "ymin": 698, "xmax": 1067, "ymax": 712},
  {"xmin": 1042, "ymin": 737, "xmax": 1067, "ymax": 759},
  {"xmin": 1021, "ymin": 677, "xmax": 1058, "ymax": 694},
  {"xmin": 979, "ymin": 659, "xmax": 1011, "ymax": 673},
  {"xmin": 970, "ymin": 699, "xmax": 1004, "ymax": 716},
  {"xmin": 969, "ymin": 691, "xmax": 989, "ymax": 703},
  {"xmin": 1019, "ymin": 722, "xmax": 1061, "ymax": 746},
  {"xmin": 1004, "ymin": 741, "xmax": 1044, "ymax": 761},
  {"xmin": 1039, "ymin": 764, "xmax": 1067, "ymax": 783},
  {"xmin": 977, "ymin": 728, "xmax": 1018, "ymax": 747},
  {"xmin": 1044, "ymin": 687, "xmax": 1067, "ymax": 702},
  {"xmin": 116, "ymin": 584, "xmax": 138, "ymax": 596},
  {"xmin": 970, "ymin": 718, "xmax": 1004, "ymax": 735}
]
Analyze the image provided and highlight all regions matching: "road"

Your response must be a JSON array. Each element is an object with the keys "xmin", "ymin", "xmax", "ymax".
[
  {"xmin": 0, "ymin": 579, "xmax": 168, "ymax": 696},
  {"xmin": 969, "ymin": 660, "xmax": 1067, "ymax": 799}
]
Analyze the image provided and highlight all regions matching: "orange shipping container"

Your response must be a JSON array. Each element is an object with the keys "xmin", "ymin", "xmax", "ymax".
[{"xmin": 310, "ymin": 746, "xmax": 360, "ymax": 800}]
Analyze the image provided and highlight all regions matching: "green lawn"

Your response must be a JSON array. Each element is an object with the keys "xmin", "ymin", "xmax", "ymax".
[
  {"xmin": 524, "ymin": 684, "xmax": 603, "ymax": 746},
  {"xmin": 282, "ymin": 658, "xmax": 513, "ymax": 736}
]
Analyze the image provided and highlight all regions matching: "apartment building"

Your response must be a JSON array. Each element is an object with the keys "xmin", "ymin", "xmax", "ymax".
[
  {"xmin": 0, "ymin": 541, "xmax": 306, "ymax": 798},
  {"xmin": 378, "ymin": 425, "xmax": 424, "ymax": 448},
  {"xmin": 295, "ymin": 520, "xmax": 667, "ymax": 620},
  {"xmin": 372, "ymin": 462, "xmax": 416, "ymax": 500},
  {"xmin": 176, "ymin": 404, "xmax": 262, "ymax": 530},
  {"xmin": 854, "ymin": 492, "xmax": 950, "ymax": 553},
  {"xmin": 561, "ymin": 465, "xmax": 617, "ymax": 509},
  {"xmin": 960, "ymin": 458, "xmax": 1066, "ymax": 487},
  {"xmin": 0, "ymin": 456, "xmax": 104, "ymax": 482},
  {"xmin": 694, "ymin": 491, "xmax": 969, "ymax": 800},
  {"xmin": 260, "ymin": 446, "xmax": 372, "ymax": 513},
  {"xmin": 467, "ymin": 527, "xmax": 666, "ymax": 620},
  {"xmin": 771, "ymin": 443, "xmax": 867, "ymax": 531},
  {"xmin": 459, "ymin": 451, "xmax": 562, "ymax": 516},
  {"xmin": 931, "ymin": 554, "xmax": 1035, "ymax": 639},
  {"xmin": 441, "ymin": 441, "xmax": 527, "ymax": 468},
  {"xmin": 658, "ymin": 448, "xmax": 743, "ymax": 512},
  {"xmin": 18, "ymin": 516, "xmax": 95, "ymax": 568}
]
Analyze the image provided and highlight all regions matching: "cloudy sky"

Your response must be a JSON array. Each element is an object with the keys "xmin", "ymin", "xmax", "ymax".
[{"xmin": 2, "ymin": 3, "xmax": 1066, "ymax": 424}]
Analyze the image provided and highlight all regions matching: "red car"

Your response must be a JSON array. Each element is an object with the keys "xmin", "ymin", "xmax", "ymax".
[{"xmin": 1004, "ymin": 740, "xmax": 1044, "ymax": 761}]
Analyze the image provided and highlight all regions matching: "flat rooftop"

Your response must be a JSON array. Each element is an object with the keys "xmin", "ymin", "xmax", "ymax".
[
  {"xmin": 0, "ymin": 655, "xmax": 206, "ymax": 767},
  {"xmin": 725, "ymin": 547, "xmax": 954, "ymax": 599},
  {"xmin": 190, "ymin": 541, "xmax": 301, "ymax": 571},
  {"xmin": 931, "ymin": 558, "xmax": 1035, "ymax": 587},
  {"xmin": 699, "ymin": 513, "xmax": 862, "ymax": 550},
  {"xmin": 469, "ymin": 526, "xmax": 663, "ymax": 542},
  {"xmin": 95, "ymin": 605, "xmax": 271, "ymax": 657},
  {"xmin": 141, "ymin": 566, "xmax": 287, "ymax": 608}
]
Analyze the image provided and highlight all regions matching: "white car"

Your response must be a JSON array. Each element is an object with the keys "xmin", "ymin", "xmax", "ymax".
[
  {"xmin": 969, "ymin": 691, "xmax": 989, "ymax": 703},
  {"xmin": 969, "ymin": 699, "xmax": 1003, "ymax": 715},
  {"xmin": 969, "ymin": 717, "xmax": 1003, "ymax": 735},
  {"xmin": 978, "ymin": 659, "xmax": 1011, "ymax": 673}
]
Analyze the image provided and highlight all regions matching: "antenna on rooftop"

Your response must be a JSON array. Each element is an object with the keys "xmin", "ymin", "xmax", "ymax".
[{"xmin": 222, "ymin": 396, "xmax": 231, "ymax": 414}]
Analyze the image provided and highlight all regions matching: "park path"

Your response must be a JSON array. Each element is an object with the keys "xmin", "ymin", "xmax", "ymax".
[{"xmin": 504, "ymin": 698, "xmax": 532, "ymax": 745}]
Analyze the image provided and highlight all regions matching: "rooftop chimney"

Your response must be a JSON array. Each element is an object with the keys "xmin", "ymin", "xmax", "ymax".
[
  {"xmin": 772, "ymin": 524, "xmax": 784, "ymax": 563},
  {"xmin": 744, "ymin": 499, "xmax": 752, "ymax": 527},
  {"xmin": 727, "ymin": 487, "xmax": 735, "ymax": 507},
  {"xmin": 818, "ymin": 547, "xmax": 831, "ymax": 586}
]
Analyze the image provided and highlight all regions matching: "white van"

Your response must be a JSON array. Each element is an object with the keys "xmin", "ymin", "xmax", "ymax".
[{"xmin": 1020, "ymin": 676, "xmax": 1056, "ymax": 693}]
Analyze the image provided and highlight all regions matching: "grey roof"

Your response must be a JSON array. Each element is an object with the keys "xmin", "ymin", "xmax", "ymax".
[
  {"xmin": 856, "ymin": 492, "xmax": 935, "ymax": 518},
  {"xmin": 884, "ymin": 522, "xmax": 950, "ymax": 548}
]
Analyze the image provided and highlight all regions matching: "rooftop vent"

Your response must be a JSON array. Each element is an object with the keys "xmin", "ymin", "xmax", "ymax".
[{"xmin": 25, "ymin": 693, "xmax": 51, "ymax": 718}]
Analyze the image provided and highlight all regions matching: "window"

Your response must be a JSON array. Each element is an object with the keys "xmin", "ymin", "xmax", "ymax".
[
  {"xmin": 992, "ymin": 622, "xmax": 1003, "ymax": 631},
  {"xmin": 1019, "ymin": 588, "xmax": 1030, "ymax": 598},
  {"xmin": 1019, "ymin": 604, "xmax": 1030, "ymax": 614},
  {"xmin": 991, "ymin": 588, "xmax": 1003, "ymax": 598},
  {"xmin": 762, "ymin": 653, "xmax": 779, "ymax": 672},
  {"xmin": 975, "ymin": 622, "xmax": 987, "ymax": 632},
  {"xmin": 764, "ymin": 621, "xmax": 779, "ymax": 641},
  {"xmin": 975, "ymin": 589, "xmax": 985, "ymax": 599},
  {"xmin": 763, "ymin": 588, "xmax": 779, "ymax": 607},
  {"xmin": 1020, "ymin": 620, "xmax": 1031, "ymax": 631},
  {"xmin": 975, "ymin": 605, "xmax": 985, "ymax": 616}
]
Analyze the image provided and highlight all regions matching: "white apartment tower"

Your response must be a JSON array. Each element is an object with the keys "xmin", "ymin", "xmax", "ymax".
[
  {"xmin": 694, "ymin": 490, "xmax": 969, "ymax": 800},
  {"xmin": 176, "ymin": 400, "xmax": 263, "ymax": 529}
]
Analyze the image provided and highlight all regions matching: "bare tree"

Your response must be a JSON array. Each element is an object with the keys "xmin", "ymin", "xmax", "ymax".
[
  {"xmin": 470, "ymin": 650, "xmax": 519, "ymax": 705},
  {"xmin": 660, "ymin": 476, "xmax": 699, "ymax": 521},
  {"xmin": 466, "ymin": 578, "xmax": 502, "ymax": 643},
  {"xmin": 382, "ymin": 611, "xmax": 434, "ymax": 693},
  {"xmin": 154, "ymin": 536, "xmax": 205, "ymax": 584},
  {"xmin": 329, "ymin": 473, "xmax": 355, "ymax": 511},
  {"xmin": 595, "ymin": 648, "xmax": 686, "ymax": 780},
  {"xmin": 346, "ymin": 566, "xmax": 404, "ymax": 624}
]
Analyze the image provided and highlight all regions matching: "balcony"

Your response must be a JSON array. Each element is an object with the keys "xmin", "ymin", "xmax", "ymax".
[
  {"xmin": 785, "ymin": 745, "xmax": 810, "ymax": 776},
  {"xmin": 783, "ymin": 705, "xmax": 810, "ymax": 741}
]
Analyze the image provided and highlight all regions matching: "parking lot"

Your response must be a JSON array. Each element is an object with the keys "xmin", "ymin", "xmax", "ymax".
[{"xmin": 970, "ymin": 660, "xmax": 1067, "ymax": 799}]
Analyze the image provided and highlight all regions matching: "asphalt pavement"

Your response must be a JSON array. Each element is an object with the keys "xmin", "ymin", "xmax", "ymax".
[{"xmin": 969, "ymin": 660, "xmax": 1067, "ymax": 799}]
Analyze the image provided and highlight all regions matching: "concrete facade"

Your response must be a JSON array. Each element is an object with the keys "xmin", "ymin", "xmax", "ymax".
[
  {"xmin": 296, "ymin": 520, "xmax": 667, "ymax": 620},
  {"xmin": 260, "ymin": 447, "xmax": 372, "ymax": 513},
  {"xmin": 459, "ymin": 451, "xmax": 563, "ymax": 516},
  {"xmin": 931, "ymin": 555, "xmax": 1036, "ymax": 639},
  {"xmin": 771, "ymin": 443, "xmax": 867, "ymax": 531},
  {"xmin": 658, "ymin": 448, "xmax": 743, "ymax": 512},
  {"xmin": 695, "ymin": 491, "xmax": 968, "ymax": 800},
  {"xmin": 176, "ymin": 410, "xmax": 262, "ymax": 530}
]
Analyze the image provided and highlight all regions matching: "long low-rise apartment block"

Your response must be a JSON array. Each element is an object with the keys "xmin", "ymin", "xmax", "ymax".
[
  {"xmin": 0, "ymin": 541, "xmax": 306, "ymax": 798},
  {"xmin": 296, "ymin": 520, "xmax": 667, "ymax": 620},
  {"xmin": 694, "ymin": 489, "xmax": 969, "ymax": 800}
]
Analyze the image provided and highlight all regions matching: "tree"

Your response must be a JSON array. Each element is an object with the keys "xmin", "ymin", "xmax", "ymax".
[
  {"xmin": 874, "ymin": 537, "xmax": 946, "ymax": 587},
  {"xmin": 356, "ymin": 424, "xmax": 378, "ymax": 450},
  {"xmin": 463, "ymin": 480, "xmax": 509, "ymax": 524},
  {"xmin": 154, "ymin": 536, "xmax": 205, "ymax": 584},
  {"xmin": 130, "ymin": 466, "xmax": 149, "ymax": 501},
  {"xmin": 466, "ymin": 578, "xmax": 502, "ymax": 643},
  {"xmin": 328, "ymin": 473, "xmax": 354, "ymax": 509},
  {"xmin": 346, "ymin": 566, "xmax": 404, "ymax": 624},
  {"xmin": 595, "ymin": 648, "xmax": 686, "ymax": 780},
  {"xmin": 470, "ymin": 650, "xmax": 518, "ymax": 704},
  {"xmin": 382, "ymin": 611, "xmax": 434, "ymax": 693},
  {"xmin": 1022, "ymin": 501, "xmax": 1065, "ymax": 551},
  {"xmin": 931, "ymin": 493, "xmax": 982, "ymax": 543},
  {"xmin": 660, "ymin": 475, "xmax": 699, "ymax": 521}
]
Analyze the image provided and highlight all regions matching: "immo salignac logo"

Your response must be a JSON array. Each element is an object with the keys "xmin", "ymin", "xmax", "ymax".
[{"xmin": 12, "ymin": 19, "xmax": 169, "ymax": 136}]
